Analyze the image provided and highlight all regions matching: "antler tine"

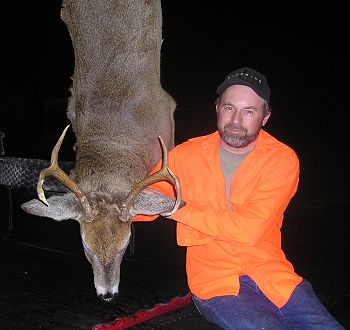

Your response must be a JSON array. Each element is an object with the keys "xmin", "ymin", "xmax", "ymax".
[
  {"xmin": 37, "ymin": 125, "xmax": 93, "ymax": 221},
  {"xmin": 119, "ymin": 136, "xmax": 182, "ymax": 221}
]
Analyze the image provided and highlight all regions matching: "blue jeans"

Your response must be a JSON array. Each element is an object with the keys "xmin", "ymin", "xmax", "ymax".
[{"xmin": 192, "ymin": 275, "xmax": 345, "ymax": 329}]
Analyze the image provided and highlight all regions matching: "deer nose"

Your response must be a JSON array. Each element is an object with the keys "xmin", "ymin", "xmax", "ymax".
[{"xmin": 98, "ymin": 291, "xmax": 118, "ymax": 303}]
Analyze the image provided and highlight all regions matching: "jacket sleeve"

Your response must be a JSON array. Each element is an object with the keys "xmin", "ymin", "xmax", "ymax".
[{"xmin": 172, "ymin": 151, "xmax": 299, "ymax": 246}]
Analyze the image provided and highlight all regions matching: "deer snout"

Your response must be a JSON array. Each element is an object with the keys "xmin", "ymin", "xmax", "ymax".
[{"xmin": 97, "ymin": 291, "xmax": 118, "ymax": 303}]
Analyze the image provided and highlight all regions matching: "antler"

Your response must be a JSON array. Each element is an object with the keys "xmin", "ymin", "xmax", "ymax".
[
  {"xmin": 119, "ymin": 136, "xmax": 181, "ymax": 221},
  {"xmin": 37, "ymin": 125, "xmax": 93, "ymax": 221}
]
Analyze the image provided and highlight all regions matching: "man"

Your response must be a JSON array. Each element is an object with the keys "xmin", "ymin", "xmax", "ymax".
[{"xmin": 134, "ymin": 67, "xmax": 344, "ymax": 329}]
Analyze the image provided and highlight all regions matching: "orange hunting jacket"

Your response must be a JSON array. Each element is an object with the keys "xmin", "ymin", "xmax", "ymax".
[{"xmin": 134, "ymin": 130, "xmax": 303, "ymax": 308}]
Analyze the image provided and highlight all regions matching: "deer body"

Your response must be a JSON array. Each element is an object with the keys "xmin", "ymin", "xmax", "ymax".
[
  {"xmin": 64, "ymin": 0, "xmax": 176, "ymax": 188},
  {"xmin": 21, "ymin": 0, "xmax": 182, "ymax": 302}
]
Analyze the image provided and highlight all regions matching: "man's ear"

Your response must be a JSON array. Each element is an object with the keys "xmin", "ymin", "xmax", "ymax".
[
  {"xmin": 262, "ymin": 112, "xmax": 271, "ymax": 126},
  {"xmin": 215, "ymin": 96, "xmax": 220, "ymax": 114}
]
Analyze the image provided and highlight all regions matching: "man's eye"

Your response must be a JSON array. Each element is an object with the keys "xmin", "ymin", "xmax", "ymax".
[{"xmin": 244, "ymin": 109, "xmax": 254, "ymax": 115}]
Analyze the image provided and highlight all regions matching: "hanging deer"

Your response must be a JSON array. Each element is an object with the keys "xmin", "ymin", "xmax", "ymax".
[{"xmin": 21, "ymin": 0, "xmax": 182, "ymax": 302}]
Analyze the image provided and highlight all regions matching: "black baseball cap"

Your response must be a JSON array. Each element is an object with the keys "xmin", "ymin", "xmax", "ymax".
[{"xmin": 216, "ymin": 67, "xmax": 271, "ymax": 105}]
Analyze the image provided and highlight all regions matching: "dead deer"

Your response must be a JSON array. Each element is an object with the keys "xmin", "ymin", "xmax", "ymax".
[{"xmin": 21, "ymin": 0, "xmax": 183, "ymax": 302}]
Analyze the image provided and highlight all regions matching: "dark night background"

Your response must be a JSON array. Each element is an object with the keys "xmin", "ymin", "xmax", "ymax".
[
  {"xmin": 3, "ymin": 2, "xmax": 348, "ymax": 156},
  {"xmin": 1, "ymin": 1, "xmax": 349, "ymax": 329}
]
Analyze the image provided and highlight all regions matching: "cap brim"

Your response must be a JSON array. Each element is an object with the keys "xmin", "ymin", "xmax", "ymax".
[{"xmin": 216, "ymin": 79, "xmax": 258, "ymax": 97}]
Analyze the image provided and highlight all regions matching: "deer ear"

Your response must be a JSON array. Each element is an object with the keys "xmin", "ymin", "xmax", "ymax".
[
  {"xmin": 130, "ymin": 188, "xmax": 185, "ymax": 216},
  {"xmin": 21, "ymin": 193, "xmax": 79, "ymax": 221}
]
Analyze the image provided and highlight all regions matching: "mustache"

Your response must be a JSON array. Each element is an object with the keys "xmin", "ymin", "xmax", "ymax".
[{"xmin": 224, "ymin": 124, "xmax": 246, "ymax": 132}]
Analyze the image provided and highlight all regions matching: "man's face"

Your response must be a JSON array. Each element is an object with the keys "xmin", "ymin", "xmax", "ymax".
[{"xmin": 216, "ymin": 85, "xmax": 270, "ymax": 149}]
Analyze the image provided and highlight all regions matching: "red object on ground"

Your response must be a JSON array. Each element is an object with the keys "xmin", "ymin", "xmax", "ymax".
[{"xmin": 92, "ymin": 292, "xmax": 193, "ymax": 330}]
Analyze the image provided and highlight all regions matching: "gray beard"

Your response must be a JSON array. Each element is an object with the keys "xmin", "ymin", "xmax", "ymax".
[{"xmin": 218, "ymin": 128, "xmax": 259, "ymax": 148}]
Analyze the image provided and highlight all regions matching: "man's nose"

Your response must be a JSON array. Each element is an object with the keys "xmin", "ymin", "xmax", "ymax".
[{"xmin": 231, "ymin": 110, "xmax": 242, "ymax": 123}]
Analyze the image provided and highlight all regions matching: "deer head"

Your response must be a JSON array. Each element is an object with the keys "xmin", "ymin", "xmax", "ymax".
[{"xmin": 22, "ymin": 125, "xmax": 182, "ymax": 302}]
